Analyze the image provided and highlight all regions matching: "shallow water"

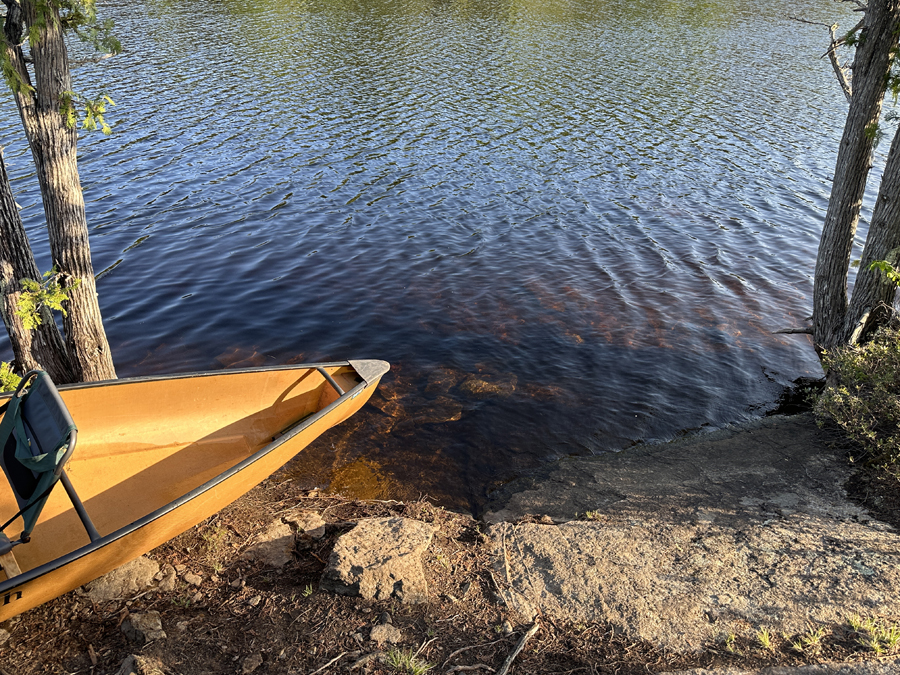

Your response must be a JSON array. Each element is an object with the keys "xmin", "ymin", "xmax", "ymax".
[{"xmin": 0, "ymin": 0, "xmax": 869, "ymax": 510}]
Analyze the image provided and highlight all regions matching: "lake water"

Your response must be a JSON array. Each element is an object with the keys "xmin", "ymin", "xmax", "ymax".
[{"xmin": 0, "ymin": 0, "xmax": 869, "ymax": 511}]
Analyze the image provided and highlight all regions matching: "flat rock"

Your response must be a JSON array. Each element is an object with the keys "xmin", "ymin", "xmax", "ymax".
[
  {"xmin": 284, "ymin": 510, "xmax": 326, "ymax": 539},
  {"xmin": 183, "ymin": 572, "xmax": 202, "ymax": 586},
  {"xmin": 85, "ymin": 556, "xmax": 160, "ymax": 603},
  {"xmin": 370, "ymin": 623, "xmax": 403, "ymax": 645},
  {"xmin": 320, "ymin": 517, "xmax": 434, "ymax": 603},
  {"xmin": 664, "ymin": 658, "xmax": 900, "ymax": 674},
  {"xmin": 486, "ymin": 414, "xmax": 900, "ymax": 651},
  {"xmin": 121, "ymin": 611, "xmax": 166, "ymax": 644},
  {"xmin": 242, "ymin": 519, "xmax": 294, "ymax": 568}
]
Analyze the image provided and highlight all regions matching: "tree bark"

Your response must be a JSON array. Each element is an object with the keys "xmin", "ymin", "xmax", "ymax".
[
  {"xmin": 3, "ymin": 1, "xmax": 116, "ymax": 382},
  {"xmin": 812, "ymin": 0, "xmax": 900, "ymax": 351},
  {"xmin": 845, "ymin": 123, "xmax": 900, "ymax": 343},
  {"xmin": 0, "ymin": 146, "xmax": 76, "ymax": 382}
]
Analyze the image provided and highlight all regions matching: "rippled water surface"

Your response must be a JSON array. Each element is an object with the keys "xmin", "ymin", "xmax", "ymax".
[{"xmin": 0, "ymin": 0, "xmax": 866, "ymax": 510}]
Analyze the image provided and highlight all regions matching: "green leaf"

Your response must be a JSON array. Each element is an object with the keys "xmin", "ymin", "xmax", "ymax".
[{"xmin": 14, "ymin": 266, "xmax": 81, "ymax": 331}]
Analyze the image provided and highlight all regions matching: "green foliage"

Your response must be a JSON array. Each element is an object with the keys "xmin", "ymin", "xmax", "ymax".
[
  {"xmin": 847, "ymin": 615, "xmax": 900, "ymax": 655},
  {"xmin": 60, "ymin": 91, "xmax": 115, "ymax": 135},
  {"xmin": 0, "ymin": 362, "xmax": 21, "ymax": 392},
  {"xmin": 24, "ymin": 0, "xmax": 122, "ymax": 53},
  {"xmin": 0, "ymin": 50, "xmax": 34, "ymax": 97},
  {"xmin": 865, "ymin": 121, "xmax": 883, "ymax": 147},
  {"xmin": 1, "ymin": 0, "xmax": 120, "ymax": 132},
  {"xmin": 869, "ymin": 259, "xmax": 900, "ymax": 285},
  {"xmin": 815, "ymin": 326, "xmax": 900, "ymax": 466},
  {"xmin": 15, "ymin": 267, "xmax": 80, "ymax": 331}
]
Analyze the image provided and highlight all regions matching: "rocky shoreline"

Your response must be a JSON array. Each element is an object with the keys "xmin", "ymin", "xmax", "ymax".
[{"xmin": 2, "ymin": 413, "xmax": 900, "ymax": 674}]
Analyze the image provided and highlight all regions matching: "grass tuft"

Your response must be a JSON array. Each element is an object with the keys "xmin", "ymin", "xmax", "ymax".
[{"xmin": 385, "ymin": 647, "xmax": 433, "ymax": 675}]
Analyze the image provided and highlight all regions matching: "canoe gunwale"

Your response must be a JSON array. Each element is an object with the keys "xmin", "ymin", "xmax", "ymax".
[{"xmin": 0, "ymin": 362, "xmax": 378, "ymax": 596}]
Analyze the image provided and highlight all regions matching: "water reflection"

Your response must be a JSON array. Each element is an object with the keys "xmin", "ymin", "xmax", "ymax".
[{"xmin": 0, "ymin": 0, "xmax": 862, "ymax": 511}]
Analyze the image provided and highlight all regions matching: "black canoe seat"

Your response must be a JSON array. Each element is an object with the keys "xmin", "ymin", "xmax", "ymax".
[{"xmin": 0, "ymin": 371, "xmax": 100, "ymax": 577}]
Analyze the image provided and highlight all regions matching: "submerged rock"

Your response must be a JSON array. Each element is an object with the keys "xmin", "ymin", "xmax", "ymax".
[
  {"xmin": 424, "ymin": 367, "xmax": 466, "ymax": 395},
  {"xmin": 458, "ymin": 373, "xmax": 517, "ymax": 399}
]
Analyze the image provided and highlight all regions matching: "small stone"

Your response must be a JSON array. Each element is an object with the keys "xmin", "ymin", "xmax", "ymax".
[
  {"xmin": 351, "ymin": 652, "xmax": 384, "ymax": 670},
  {"xmin": 191, "ymin": 592, "xmax": 203, "ymax": 604},
  {"xmin": 378, "ymin": 611, "xmax": 392, "ymax": 625},
  {"xmin": 155, "ymin": 564, "xmax": 177, "ymax": 593},
  {"xmin": 0, "ymin": 628, "xmax": 10, "ymax": 646},
  {"xmin": 183, "ymin": 572, "xmax": 203, "ymax": 587},
  {"xmin": 248, "ymin": 595, "xmax": 262, "ymax": 607},
  {"xmin": 176, "ymin": 621, "xmax": 189, "ymax": 632},
  {"xmin": 502, "ymin": 620, "xmax": 513, "ymax": 635},
  {"xmin": 114, "ymin": 655, "xmax": 137, "ymax": 675},
  {"xmin": 352, "ymin": 632, "xmax": 364, "ymax": 644},
  {"xmin": 370, "ymin": 623, "xmax": 403, "ymax": 645},
  {"xmin": 242, "ymin": 653, "xmax": 263, "ymax": 674},
  {"xmin": 174, "ymin": 564, "xmax": 187, "ymax": 573},
  {"xmin": 121, "ymin": 611, "xmax": 166, "ymax": 643},
  {"xmin": 460, "ymin": 581, "xmax": 473, "ymax": 597},
  {"xmin": 230, "ymin": 577, "xmax": 243, "ymax": 588}
]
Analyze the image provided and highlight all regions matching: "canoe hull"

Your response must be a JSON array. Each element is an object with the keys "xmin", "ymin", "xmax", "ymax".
[{"xmin": 0, "ymin": 359, "xmax": 387, "ymax": 620}]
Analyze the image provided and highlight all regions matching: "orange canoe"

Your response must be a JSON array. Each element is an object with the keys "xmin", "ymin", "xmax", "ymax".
[{"xmin": 0, "ymin": 359, "xmax": 388, "ymax": 620}]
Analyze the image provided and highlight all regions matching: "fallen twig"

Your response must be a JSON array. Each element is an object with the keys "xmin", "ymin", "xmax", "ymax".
[
  {"xmin": 308, "ymin": 650, "xmax": 358, "ymax": 675},
  {"xmin": 496, "ymin": 622, "xmax": 540, "ymax": 675},
  {"xmin": 442, "ymin": 638, "xmax": 508, "ymax": 667},
  {"xmin": 415, "ymin": 636, "xmax": 439, "ymax": 658},
  {"xmin": 446, "ymin": 665, "xmax": 495, "ymax": 673}
]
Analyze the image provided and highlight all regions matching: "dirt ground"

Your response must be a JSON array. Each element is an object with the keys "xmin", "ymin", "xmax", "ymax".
[{"xmin": 2, "ymin": 418, "xmax": 900, "ymax": 675}]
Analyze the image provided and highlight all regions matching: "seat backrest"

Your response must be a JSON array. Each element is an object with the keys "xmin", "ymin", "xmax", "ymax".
[{"xmin": 0, "ymin": 371, "xmax": 77, "ymax": 537}]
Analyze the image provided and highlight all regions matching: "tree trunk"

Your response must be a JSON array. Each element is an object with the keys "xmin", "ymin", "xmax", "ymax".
[
  {"xmin": 0, "ymin": 147, "xmax": 76, "ymax": 382},
  {"xmin": 812, "ymin": 0, "xmax": 900, "ymax": 351},
  {"xmin": 845, "ymin": 124, "xmax": 900, "ymax": 343},
  {"xmin": 4, "ymin": 1, "xmax": 116, "ymax": 382}
]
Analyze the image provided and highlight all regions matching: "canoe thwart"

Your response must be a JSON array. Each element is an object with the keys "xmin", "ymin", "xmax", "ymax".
[{"xmin": 316, "ymin": 367, "xmax": 345, "ymax": 396}]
